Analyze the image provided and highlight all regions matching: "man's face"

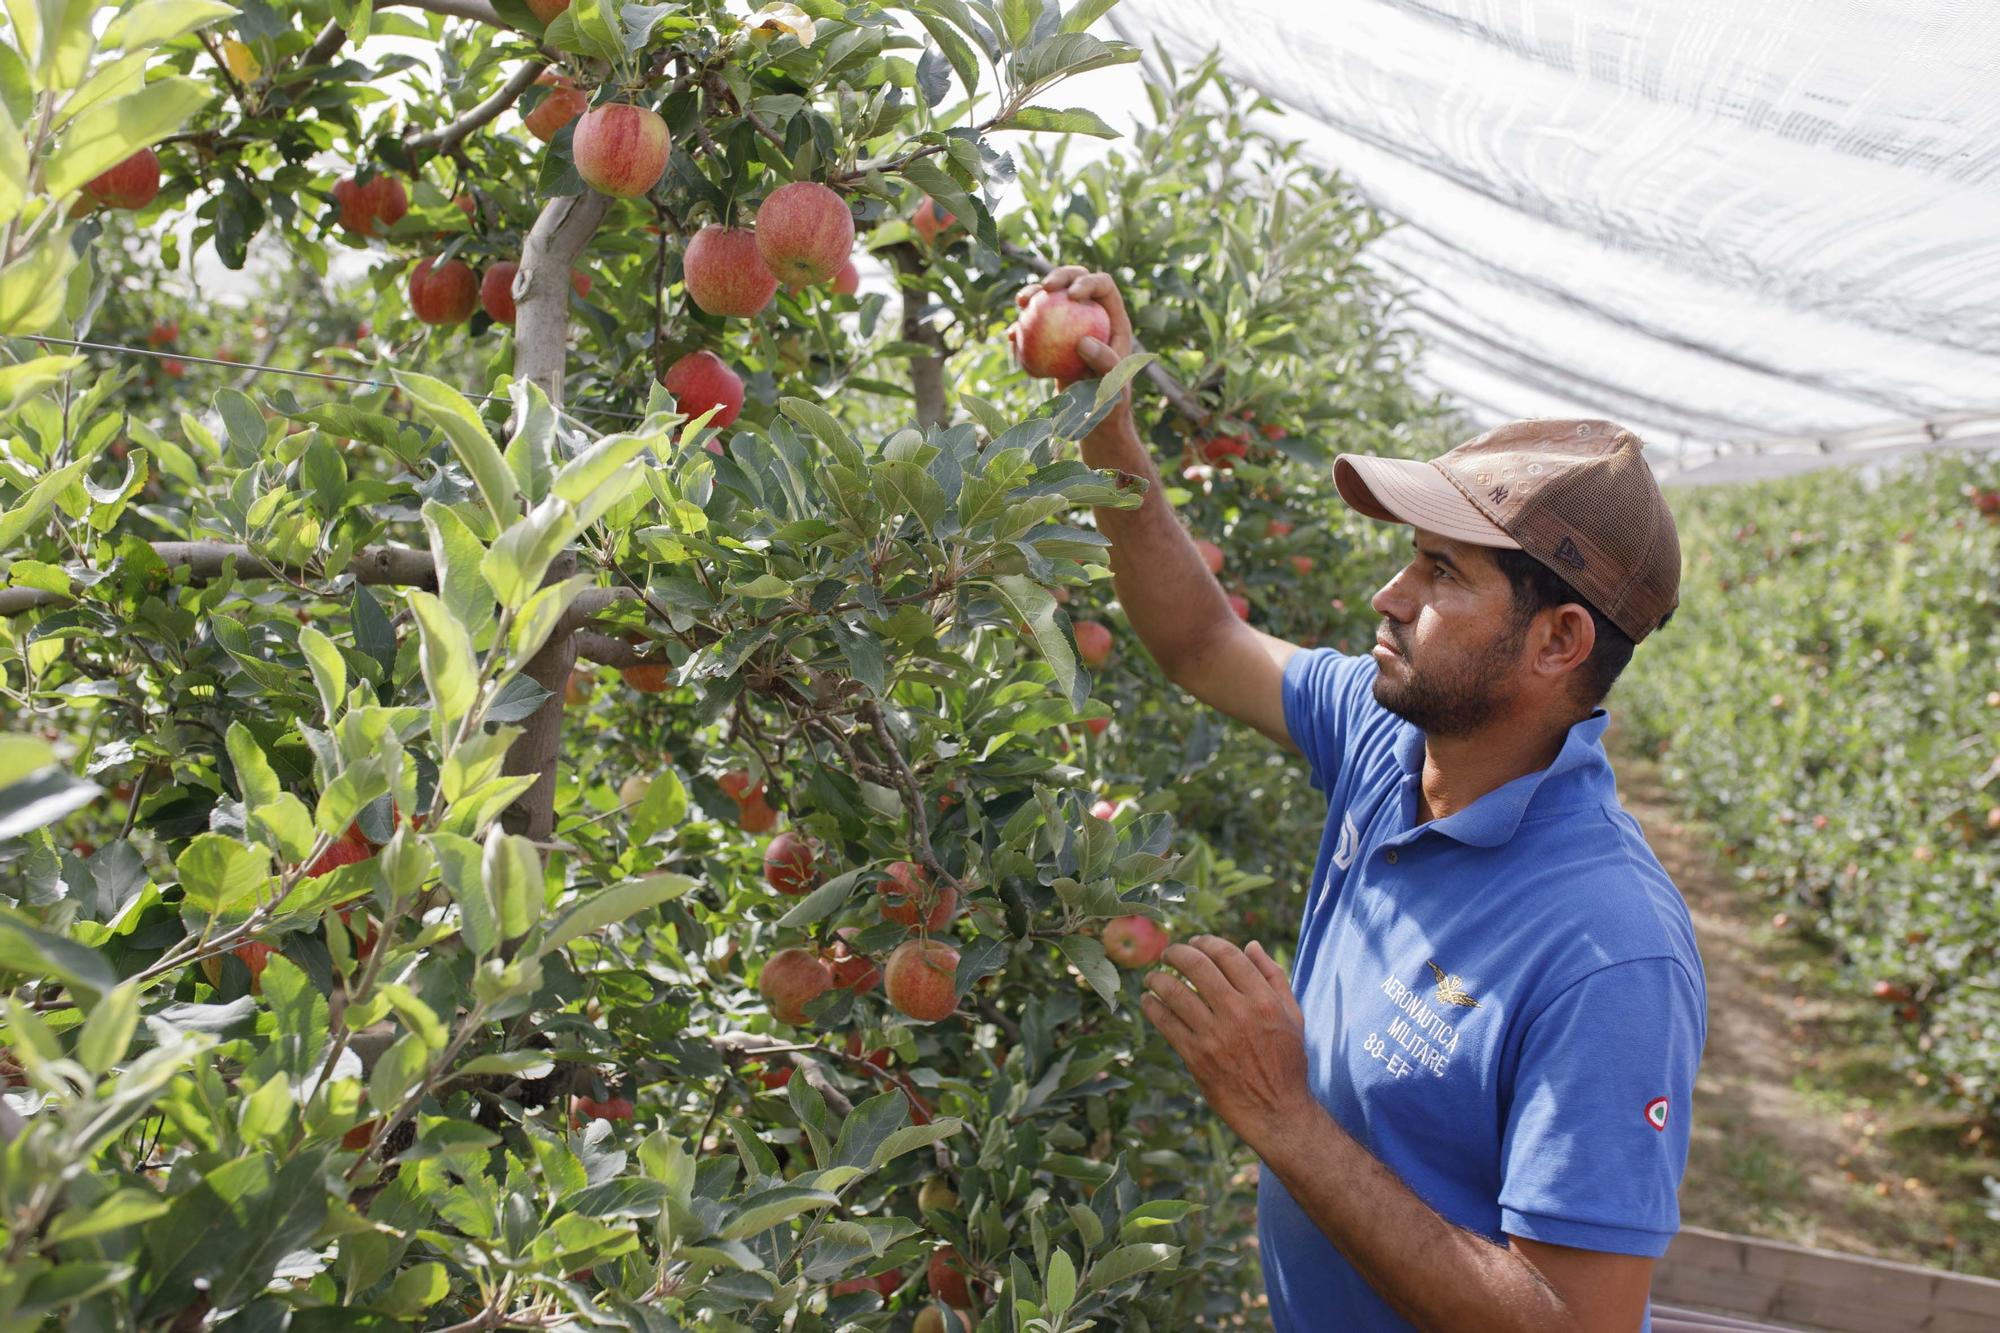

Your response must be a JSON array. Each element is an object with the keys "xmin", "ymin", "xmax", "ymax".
[{"xmin": 1367, "ymin": 529, "xmax": 1526, "ymax": 738}]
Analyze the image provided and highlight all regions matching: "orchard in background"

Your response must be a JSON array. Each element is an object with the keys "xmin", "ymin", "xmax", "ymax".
[{"xmin": 0, "ymin": 1, "xmax": 1438, "ymax": 1327}]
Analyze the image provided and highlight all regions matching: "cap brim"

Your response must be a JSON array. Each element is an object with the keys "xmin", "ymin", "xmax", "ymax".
[{"xmin": 1333, "ymin": 455, "xmax": 1520, "ymax": 549}]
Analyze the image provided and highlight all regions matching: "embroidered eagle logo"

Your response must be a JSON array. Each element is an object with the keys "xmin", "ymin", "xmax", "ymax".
[{"xmin": 1427, "ymin": 960, "xmax": 1480, "ymax": 1008}]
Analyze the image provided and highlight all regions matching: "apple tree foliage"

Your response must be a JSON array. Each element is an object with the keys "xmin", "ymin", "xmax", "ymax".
[{"xmin": 0, "ymin": 1, "xmax": 1440, "ymax": 1327}]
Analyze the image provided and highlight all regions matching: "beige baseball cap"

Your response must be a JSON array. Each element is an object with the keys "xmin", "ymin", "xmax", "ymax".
[{"xmin": 1334, "ymin": 419, "xmax": 1681, "ymax": 641}]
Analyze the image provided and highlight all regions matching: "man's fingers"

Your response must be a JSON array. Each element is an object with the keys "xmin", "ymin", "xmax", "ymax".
[
  {"xmin": 1248, "ymin": 941, "xmax": 1305, "ymax": 1024},
  {"xmin": 1160, "ymin": 941, "xmax": 1236, "ymax": 1003},
  {"xmin": 1139, "ymin": 991, "xmax": 1196, "ymax": 1050},
  {"xmin": 1187, "ymin": 936, "xmax": 1265, "ymax": 996},
  {"xmin": 1068, "ymin": 271, "xmax": 1134, "ymax": 352},
  {"xmin": 1041, "ymin": 265, "xmax": 1087, "ymax": 291},
  {"xmin": 1015, "ymin": 284, "xmax": 1041, "ymax": 309},
  {"xmin": 1076, "ymin": 336, "xmax": 1122, "ymax": 375},
  {"xmin": 1145, "ymin": 969, "xmax": 1213, "ymax": 1030}
]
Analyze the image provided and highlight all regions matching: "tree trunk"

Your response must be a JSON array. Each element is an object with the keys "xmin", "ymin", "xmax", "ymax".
[
  {"xmin": 889, "ymin": 243, "xmax": 948, "ymax": 429},
  {"xmin": 512, "ymin": 191, "xmax": 610, "ymax": 411},
  {"xmin": 502, "ymin": 190, "xmax": 609, "ymax": 838}
]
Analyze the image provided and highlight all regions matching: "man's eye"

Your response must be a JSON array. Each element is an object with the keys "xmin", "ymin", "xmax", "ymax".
[{"xmin": 1433, "ymin": 565, "xmax": 1451, "ymax": 580}]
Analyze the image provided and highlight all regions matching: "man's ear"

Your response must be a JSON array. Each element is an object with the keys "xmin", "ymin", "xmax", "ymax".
[{"xmin": 1534, "ymin": 603, "xmax": 1597, "ymax": 683}]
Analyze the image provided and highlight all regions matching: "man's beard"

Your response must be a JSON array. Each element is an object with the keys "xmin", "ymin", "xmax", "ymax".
[{"xmin": 1370, "ymin": 616, "xmax": 1524, "ymax": 738}]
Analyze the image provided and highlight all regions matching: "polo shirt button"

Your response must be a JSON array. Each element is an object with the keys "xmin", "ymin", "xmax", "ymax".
[{"xmin": 1384, "ymin": 850, "xmax": 1398, "ymax": 865}]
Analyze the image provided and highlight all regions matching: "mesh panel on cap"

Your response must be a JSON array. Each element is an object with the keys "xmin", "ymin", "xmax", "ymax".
[{"xmin": 1511, "ymin": 438, "xmax": 1677, "ymax": 639}]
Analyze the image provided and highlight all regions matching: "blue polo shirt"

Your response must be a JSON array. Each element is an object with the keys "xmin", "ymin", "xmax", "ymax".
[{"xmin": 1263, "ymin": 649, "xmax": 1706, "ymax": 1331}]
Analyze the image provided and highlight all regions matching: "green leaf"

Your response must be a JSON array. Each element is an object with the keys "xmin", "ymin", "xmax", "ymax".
[
  {"xmin": 1057, "ymin": 933, "xmax": 1120, "ymax": 1007},
  {"xmin": 420, "ymin": 500, "xmax": 496, "ymax": 639},
  {"xmin": 0, "ymin": 764, "xmax": 97, "ymax": 838},
  {"xmin": 535, "ymin": 873, "xmax": 693, "ymax": 957},
  {"xmin": 299, "ymin": 626, "xmax": 347, "ymax": 720},
  {"xmin": 75, "ymin": 981, "xmax": 138, "ymax": 1071},
  {"xmin": 479, "ymin": 494, "xmax": 578, "ymax": 610},
  {"xmin": 504, "ymin": 379, "xmax": 558, "ymax": 503},
  {"xmin": 1011, "ymin": 31, "xmax": 1139, "ymax": 89},
  {"xmin": 42, "ymin": 77, "xmax": 213, "ymax": 196},
  {"xmin": 833, "ymin": 1090, "xmax": 908, "ymax": 1169},
  {"xmin": 0, "ymin": 86, "xmax": 24, "ymax": 227},
  {"xmin": 999, "ymin": 0, "xmax": 1041, "ymax": 48},
  {"xmin": 0, "ymin": 230, "xmax": 76, "ymax": 335},
  {"xmin": 0, "ymin": 907, "xmax": 118, "ymax": 1002},
  {"xmin": 775, "ymin": 867, "xmax": 868, "ymax": 929},
  {"xmin": 1061, "ymin": 0, "xmax": 1121, "ymax": 33},
  {"xmin": 176, "ymin": 834, "xmax": 271, "ymax": 917},
  {"xmin": 1045, "ymin": 1246, "xmax": 1077, "ymax": 1317},
  {"xmin": 0, "ymin": 354, "xmax": 80, "ymax": 408},
  {"xmin": 102, "ymin": 1, "xmax": 239, "ymax": 50},
  {"xmin": 898, "ymin": 157, "xmax": 976, "ymax": 246},
  {"xmin": 867, "ymin": 1117, "xmax": 961, "ymax": 1170},
  {"xmin": 990, "ymin": 575, "xmax": 1082, "ymax": 708},
  {"xmin": 405, "ymin": 590, "xmax": 479, "ymax": 722},
  {"xmin": 996, "ymin": 102, "xmax": 1121, "ymax": 138},
  {"xmin": 1092, "ymin": 351, "xmax": 1156, "ymax": 409},
  {"xmin": 45, "ymin": 1188, "xmax": 171, "ymax": 1245},
  {"xmin": 395, "ymin": 370, "xmax": 518, "ymax": 528},
  {"xmin": 481, "ymin": 828, "xmax": 540, "ymax": 943},
  {"xmin": 433, "ymin": 833, "xmax": 497, "ymax": 956},
  {"xmin": 1084, "ymin": 1241, "xmax": 1180, "ymax": 1291},
  {"xmin": 0, "ymin": 736, "xmax": 54, "ymax": 786},
  {"xmin": 908, "ymin": 10, "xmax": 979, "ymax": 100},
  {"xmin": 720, "ymin": 1185, "xmax": 840, "ymax": 1240},
  {"xmin": 551, "ymin": 429, "xmax": 650, "ymax": 508}
]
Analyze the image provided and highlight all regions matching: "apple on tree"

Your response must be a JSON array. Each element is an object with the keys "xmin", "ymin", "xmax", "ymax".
[
  {"xmin": 759, "ymin": 947, "xmax": 833, "ymax": 1025},
  {"xmin": 1073, "ymin": 620, "xmax": 1113, "ymax": 668},
  {"xmin": 876, "ymin": 861, "xmax": 955, "ymax": 930},
  {"xmin": 572, "ymin": 102, "xmax": 671, "ymax": 199},
  {"xmin": 763, "ymin": 830, "xmax": 817, "ymax": 896},
  {"xmin": 1102, "ymin": 915, "xmax": 1170, "ymax": 968},
  {"xmin": 331, "ymin": 172, "xmax": 407, "ymax": 237},
  {"xmin": 755, "ymin": 181, "xmax": 855, "ymax": 286},
  {"xmin": 683, "ymin": 225, "xmax": 779, "ymax": 316},
  {"xmin": 827, "ymin": 928, "xmax": 881, "ymax": 993},
  {"xmin": 1194, "ymin": 538, "xmax": 1225, "ymax": 575},
  {"xmin": 83, "ymin": 149, "xmax": 160, "ymax": 211},
  {"xmin": 832, "ymin": 259, "xmax": 860, "ymax": 295},
  {"xmin": 407, "ymin": 256, "xmax": 479, "ymax": 325},
  {"xmin": 522, "ymin": 71, "xmax": 587, "ymax": 142},
  {"xmin": 911, "ymin": 195, "xmax": 957, "ymax": 245},
  {"xmin": 662, "ymin": 350, "xmax": 746, "ymax": 431},
  {"xmin": 884, "ymin": 938, "xmax": 959, "ymax": 1023}
]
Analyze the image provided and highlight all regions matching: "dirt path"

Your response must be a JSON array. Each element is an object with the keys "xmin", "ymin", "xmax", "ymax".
[{"xmin": 1610, "ymin": 739, "xmax": 1994, "ymax": 1275}]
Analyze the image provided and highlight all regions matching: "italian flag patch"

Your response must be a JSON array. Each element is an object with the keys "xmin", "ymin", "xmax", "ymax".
[{"xmin": 1645, "ymin": 1097, "xmax": 1670, "ymax": 1132}]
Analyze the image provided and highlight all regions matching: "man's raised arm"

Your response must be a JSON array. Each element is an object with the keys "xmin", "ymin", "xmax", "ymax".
[{"xmin": 1026, "ymin": 267, "xmax": 1301, "ymax": 750}]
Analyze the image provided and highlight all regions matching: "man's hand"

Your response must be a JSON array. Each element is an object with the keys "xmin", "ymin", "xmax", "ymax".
[
  {"xmin": 1015, "ymin": 267, "xmax": 1138, "ymax": 462},
  {"xmin": 1139, "ymin": 936, "xmax": 1319, "ymax": 1155}
]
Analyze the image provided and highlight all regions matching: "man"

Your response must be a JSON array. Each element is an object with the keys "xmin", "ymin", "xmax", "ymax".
[{"xmin": 1028, "ymin": 267, "xmax": 1707, "ymax": 1332}]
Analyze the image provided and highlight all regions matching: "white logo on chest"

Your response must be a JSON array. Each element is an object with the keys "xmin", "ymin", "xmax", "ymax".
[{"xmin": 1332, "ymin": 812, "xmax": 1359, "ymax": 871}]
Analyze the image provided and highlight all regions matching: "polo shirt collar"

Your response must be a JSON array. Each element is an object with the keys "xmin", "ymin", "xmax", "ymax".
[{"xmin": 1391, "ymin": 710, "xmax": 1614, "ymax": 849}]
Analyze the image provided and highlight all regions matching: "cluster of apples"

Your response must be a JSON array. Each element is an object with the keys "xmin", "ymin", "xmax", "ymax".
[{"xmin": 756, "ymin": 851, "xmax": 963, "ymax": 1028}]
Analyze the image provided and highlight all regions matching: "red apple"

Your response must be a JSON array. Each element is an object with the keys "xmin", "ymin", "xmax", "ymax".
[
  {"xmin": 480, "ymin": 261, "xmax": 521, "ymax": 324},
  {"xmin": 759, "ymin": 947, "xmax": 834, "ymax": 1025},
  {"xmin": 877, "ymin": 861, "xmax": 955, "ymax": 930},
  {"xmin": 408, "ymin": 255, "xmax": 479, "ymax": 325},
  {"xmin": 332, "ymin": 173, "xmax": 408, "ymax": 237},
  {"xmin": 84, "ymin": 148, "xmax": 161, "ymax": 211},
  {"xmin": 926, "ymin": 1246, "xmax": 973, "ymax": 1307},
  {"xmin": 1227, "ymin": 593, "xmax": 1251, "ymax": 621},
  {"xmin": 737, "ymin": 792, "xmax": 779, "ymax": 834},
  {"xmin": 160, "ymin": 358, "xmax": 186, "ymax": 378},
  {"xmin": 1009, "ymin": 288, "xmax": 1112, "ymax": 384},
  {"xmin": 1083, "ymin": 716, "xmax": 1109, "ymax": 737},
  {"xmin": 662, "ymin": 350, "xmax": 745, "ymax": 429},
  {"xmin": 523, "ymin": 71, "xmax": 587, "ymax": 142},
  {"xmin": 1199, "ymin": 434, "xmax": 1248, "ymax": 468},
  {"xmin": 571, "ymin": 268, "xmax": 592, "ymax": 298},
  {"xmin": 526, "ymin": 0, "xmax": 569, "ymax": 22},
  {"xmin": 306, "ymin": 831, "xmax": 375, "ymax": 877},
  {"xmin": 571, "ymin": 1093, "xmax": 635, "ymax": 1122},
  {"xmin": 1102, "ymin": 916, "xmax": 1170, "ymax": 967},
  {"xmin": 147, "ymin": 321, "xmax": 178, "ymax": 346},
  {"xmin": 719, "ymin": 770, "xmax": 755, "ymax": 802},
  {"xmin": 1265, "ymin": 518, "xmax": 1293, "ymax": 539},
  {"xmin": 1073, "ymin": 620, "xmax": 1113, "ymax": 668},
  {"xmin": 763, "ymin": 831, "xmax": 817, "ymax": 896},
  {"xmin": 884, "ymin": 939, "xmax": 960, "ymax": 1023},
  {"xmin": 911, "ymin": 196, "xmax": 957, "ymax": 245},
  {"xmin": 1194, "ymin": 539, "xmax": 1224, "ymax": 575},
  {"xmin": 1289, "ymin": 554, "xmax": 1315, "ymax": 576},
  {"xmin": 832, "ymin": 259, "xmax": 860, "ymax": 296},
  {"xmin": 755, "ymin": 181, "xmax": 855, "ymax": 287},
  {"xmin": 622, "ymin": 663, "xmax": 669, "ymax": 692},
  {"xmin": 683, "ymin": 225, "xmax": 778, "ymax": 317},
  {"xmin": 828, "ymin": 928, "xmax": 881, "ymax": 994},
  {"xmin": 572, "ymin": 102, "xmax": 671, "ymax": 199}
]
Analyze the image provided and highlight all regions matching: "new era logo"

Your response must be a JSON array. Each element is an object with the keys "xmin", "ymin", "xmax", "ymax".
[{"xmin": 1552, "ymin": 536, "xmax": 1586, "ymax": 571}]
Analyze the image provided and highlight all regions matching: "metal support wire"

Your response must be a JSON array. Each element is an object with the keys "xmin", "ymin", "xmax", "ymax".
[{"xmin": 20, "ymin": 335, "xmax": 648, "ymax": 427}]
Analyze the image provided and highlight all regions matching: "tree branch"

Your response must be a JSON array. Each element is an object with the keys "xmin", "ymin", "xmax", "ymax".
[
  {"xmin": 381, "ymin": 0, "xmax": 516, "ymax": 30},
  {"xmin": 406, "ymin": 60, "xmax": 547, "ymax": 156},
  {"xmin": 888, "ymin": 243, "xmax": 947, "ymax": 430},
  {"xmin": 515, "ymin": 191, "xmax": 612, "ymax": 408}
]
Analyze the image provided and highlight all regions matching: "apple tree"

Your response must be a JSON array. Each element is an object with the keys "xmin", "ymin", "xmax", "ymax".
[{"xmin": 0, "ymin": 2, "xmax": 1439, "ymax": 1327}]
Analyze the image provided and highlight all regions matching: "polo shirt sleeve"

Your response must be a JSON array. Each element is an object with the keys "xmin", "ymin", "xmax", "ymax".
[
  {"xmin": 1497, "ymin": 957, "xmax": 1705, "ymax": 1257},
  {"xmin": 1280, "ymin": 649, "xmax": 1375, "ymax": 791}
]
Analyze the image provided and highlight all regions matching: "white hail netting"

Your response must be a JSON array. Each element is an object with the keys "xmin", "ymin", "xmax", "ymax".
[{"xmin": 1108, "ymin": 0, "xmax": 2000, "ymax": 479}]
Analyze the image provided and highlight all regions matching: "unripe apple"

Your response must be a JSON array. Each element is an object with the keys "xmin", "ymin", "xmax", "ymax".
[
  {"xmin": 332, "ymin": 173, "xmax": 408, "ymax": 237},
  {"xmin": 877, "ymin": 861, "xmax": 955, "ymax": 930},
  {"xmin": 408, "ymin": 256, "xmax": 479, "ymax": 325},
  {"xmin": 918, "ymin": 1176, "xmax": 958, "ymax": 1212},
  {"xmin": 523, "ymin": 71, "xmax": 587, "ymax": 142},
  {"xmin": 763, "ymin": 830, "xmax": 817, "ymax": 896},
  {"xmin": 1199, "ymin": 434, "xmax": 1248, "ymax": 468},
  {"xmin": 926, "ymin": 1246, "xmax": 973, "ymax": 1307},
  {"xmin": 914, "ymin": 1306, "xmax": 972, "ymax": 1333},
  {"xmin": 911, "ymin": 196, "xmax": 957, "ymax": 244},
  {"xmin": 755, "ymin": 181, "xmax": 855, "ymax": 286},
  {"xmin": 1009, "ymin": 288, "xmax": 1111, "ymax": 385},
  {"xmin": 1073, "ymin": 620, "xmax": 1113, "ymax": 668},
  {"xmin": 83, "ymin": 148, "xmax": 161, "ymax": 211},
  {"xmin": 884, "ymin": 939, "xmax": 960, "ymax": 1023},
  {"xmin": 760, "ymin": 947, "xmax": 834, "ymax": 1025},
  {"xmin": 683, "ymin": 225, "xmax": 778, "ymax": 317},
  {"xmin": 526, "ymin": 0, "xmax": 569, "ymax": 21},
  {"xmin": 1194, "ymin": 539, "xmax": 1224, "ymax": 575},
  {"xmin": 1227, "ymin": 593, "xmax": 1251, "ymax": 621},
  {"xmin": 1103, "ymin": 915, "xmax": 1170, "ymax": 967},
  {"xmin": 618, "ymin": 774, "xmax": 652, "ymax": 808},
  {"xmin": 832, "ymin": 259, "xmax": 860, "ymax": 296},
  {"xmin": 662, "ymin": 350, "xmax": 745, "ymax": 429},
  {"xmin": 572, "ymin": 102, "xmax": 671, "ymax": 199}
]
